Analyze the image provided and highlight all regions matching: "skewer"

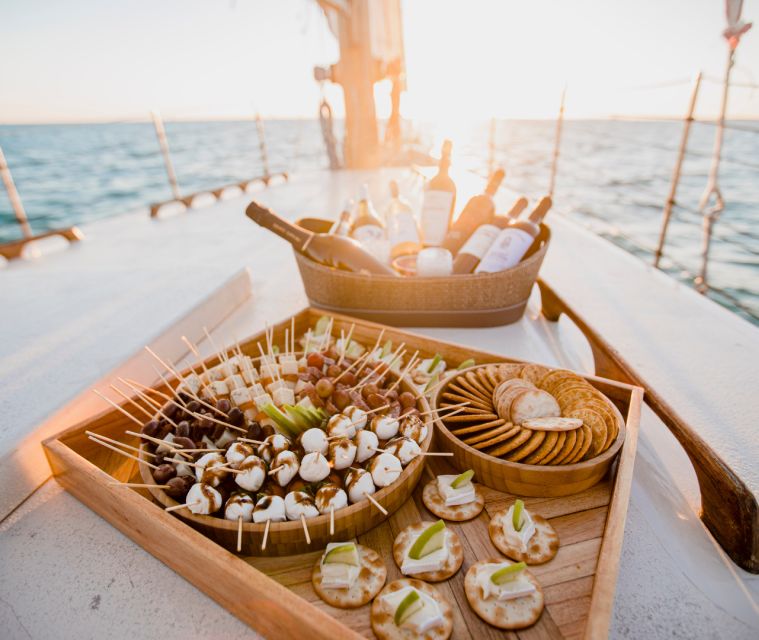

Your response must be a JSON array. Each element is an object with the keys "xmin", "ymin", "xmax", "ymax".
[
  {"xmin": 118, "ymin": 378, "xmax": 179, "ymax": 428},
  {"xmin": 413, "ymin": 451, "xmax": 454, "ymax": 457},
  {"xmin": 86, "ymin": 435, "xmax": 159, "ymax": 469},
  {"xmin": 171, "ymin": 448, "xmax": 224, "ymax": 454},
  {"xmin": 92, "ymin": 389, "xmax": 144, "ymax": 427},
  {"xmin": 237, "ymin": 437, "xmax": 264, "ymax": 445},
  {"xmin": 267, "ymin": 465, "xmax": 285, "ymax": 476},
  {"xmin": 123, "ymin": 430, "xmax": 192, "ymax": 459},
  {"xmin": 422, "ymin": 374, "xmax": 449, "ymax": 398},
  {"xmin": 110, "ymin": 482, "xmax": 171, "ymax": 489},
  {"xmin": 366, "ymin": 494, "xmax": 388, "ymax": 516},
  {"xmin": 290, "ymin": 316, "xmax": 295, "ymax": 355},
  {"xmin": 324, "ymin": 404, "xmax": 392, "ymax": 439},
  {"xmin": 237, "ymin": 516, "xmax": 244, "ymax": 552},
  {"xmin": 203, "ymin": 326, "xmax": 228, "ymax": 364},
  {"xmin": 109, "ymin": 384, "xmax": 155, "ymax": 420},
  {"xmin": 319, "ymin": 318, "xmax": 334, "ymax": 352},
  {"xmin": 338, "ymin": 329, "xmax": 345, "ymax": 363},
  {"xmin": 142, "ymin": 368, "xmax": 227, "ymax": 418},
  {"xmin": 337, "ymin": 323, "xmax": 356, "ymax": 367},
  {"xmin": 284, "ymin": 328, "xmax": 290, "ymax": 359},
  {"xmin": 184, "ymin": 409, "xmax": 247, "ymax": 434},
  {"xmin": 181, "ymin": 335, "xmax": 211, "ymax": 377},
  {"xmin": 350, "ymin": 347, "xmax": 406, "ymax": 392},
  {"xmin": 356, "ymin": 328, "xmax": 385, "ymax": 375},
  {"xmin": 417, "ymin": 401, "xmax": 470, "ymax": 417},
  {"xmin": 166, "ymin": 502, "xmax": 197, "ymax": 513},
  {"xmin": 86, "ymin": 430, "xmax": 158, "ymax": 459},
  {"xmin": 301, "ymin": 514, "xmax": 311, "ymax": 544},
  {"xmin": 332, "ymin": 350, "xmax": 370, "ymax": 384},
  {"xmin": 330, "ymin": 505, "xmax": 335, "ymax": 536},
  {"xmin": 386, "ymin": 351, "xmax": 420, "ymax": 394},
  {"xmin": 261, "ymin": 518, "xmax": 271, "ymax": 551}
]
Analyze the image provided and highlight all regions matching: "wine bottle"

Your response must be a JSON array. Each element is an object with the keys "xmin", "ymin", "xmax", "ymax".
[
  {"xmin": 474, "ymin": 196, "xmax": 552, "ymax": 273},
  {"xmin": 245, "ymin": 200, "xmax": 396, "ymax": 276},
  {"xmin": 501, "ymin": 196, "xmax": 529, "ymax": 220},
  {"xmin": 420, "ymin": 140, "xmax": 456, "ymax": 246},
  {"xmin": 350, "ymin": 184, "xmax": 385, "ymax": 244},
  {"xmin": 329, "ymin": 199, "xmax": 354, "ymax": 236},
  {"xmin": 442, "ymin": 168, "xmax": 504, "ymax": 254},
  {"xmin": 384, "ymin": 180, "xmax": 421, "ymax": 258}
]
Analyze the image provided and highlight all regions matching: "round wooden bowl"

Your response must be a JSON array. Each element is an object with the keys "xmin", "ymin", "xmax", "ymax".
[
  {"xmin": 431, "ymin": 366, "xmax": 626, "ymax": 497},
  {"xmin": 139, "ymin": 375, "xmax": 432, "ymax": 556}
]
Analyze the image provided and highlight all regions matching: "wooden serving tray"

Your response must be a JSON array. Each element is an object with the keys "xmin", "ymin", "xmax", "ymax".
[{"xmin": 43, "ymin": 308, "xmax": 642, "ymax": 639}]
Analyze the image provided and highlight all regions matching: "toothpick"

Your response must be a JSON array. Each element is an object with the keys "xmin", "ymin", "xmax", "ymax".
[
  {"xmin": 301, "ymin": 513, "xmax": 311, "ymax": 544},
  {"xmin": 91, "ymin": 389, "xmax": 144, "ymax": 427},
  {"xmin": 86, "ymin": 430, "xmax": 157, "ymax": 459},
  {"xmin": 118, "ymin": 378, "xmax": 178, "ymax": 428},
  {"xmin": 237, "ymin": 437, "xmax": 264, "ymax": 445},
  {"xmin": 284, "ymin": 328, "xmax": 290, "ymax": 359},
  {"xmin": 123, "ymin": 430, "xmax": 192, "ymax": 459},
  {"xmin": 332, "ymin": 350, "xmax": 369, "ymax": 383},
  {"xmin": 413, "ymin": 451, "xmax": 454, "ymax": 457},
  {"xmin": 109, "ymin": 384, "xmax": 155, "ymax": 420},
  {"xmin": 418, "ymin": 401, "xmax": 469, "ymax": 417},
  {"xmin": 110, "ymin": 482, "xmax": 171, "ymax": 489},
  {"xmin": 356, "ymin": 328, "xmax": 385, "ymax": 375},
  {"xmin": 87, "ymin": 435, "xmax": 159, "ymax": 469},
  {"xmin": 203, "ymin": 326, "xmax": 227, "ymax": 364},
  {"xmin": 262, "ymin": 518, "xmax": 271, "ymax": 551},
  {"xmin": 386, "ymin": 351, "xmax": 419, "ymax": 394},
  {"xmin": 366, "ymin": 494, "xmax": 388, "ymax": 516},
  {"xmin": 330, "ymin": 505, "xmax": 335, "ymax": 536},
  {"xmin": 237, "ymin": 516, "xmax": 243, "ymax": 552},
  {"xmin": 165, "ymin": 502, "xmax": 197, "ymax": 513},
  {"xmin": 337, "ymin": 323, "xmax": 356, "ymax": 367},
  {"xmin": 185, "ymin": 409, "xmax": 246, "ymax": 434},
  {"xmin": 267, "ymin": 465, "xmax": 285, "ymax": 476},
  {"xmin": 351, "ymin": 347, "xmax": 405, "ymax": 391},
  {"xmin": 181, "ymin": 335, "xmax": 211, "ymax": 377},
  {"xmin": 290, "ymin": 316, "xmax": 296, "ymax": 355}
]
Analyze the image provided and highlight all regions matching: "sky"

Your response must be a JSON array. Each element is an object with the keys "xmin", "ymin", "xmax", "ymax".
[{"xmin": 0, "ymin": 0, "xmax": 757, "ymax": 124}]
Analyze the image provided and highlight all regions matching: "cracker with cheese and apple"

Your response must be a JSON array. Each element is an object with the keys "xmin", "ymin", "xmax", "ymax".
[
  {"xmin": 422, "ymin": 469, "xmax": 485, "ymax": 521},
  {"xmin": 464, "ymin": 559, "xmax": 544, "ymax": 629},
  {"xmin": 392, "ymin": 520, "xmax": 463, "ymax": 582},
  {"xmin": 371, "ymin": 579, "xmax": 453, "ymax": 640},
  {"xmin": 489, "ymin": 499, "xmax": 559, "ymax": 564},
  {"xmin": 311, "ymin": 542, "xmax": 387, "ymax": 608}
]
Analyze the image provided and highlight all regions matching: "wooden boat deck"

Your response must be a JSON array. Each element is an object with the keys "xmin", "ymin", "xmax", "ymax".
[{"xmin": 1, "ymin": 168, "xmax": 757, "ymax": 638}]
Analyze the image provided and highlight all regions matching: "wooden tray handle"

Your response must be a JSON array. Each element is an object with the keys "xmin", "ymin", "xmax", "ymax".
[{"xmin": 537, "ymin": 279, "xmax": 758, "ymax": 573}]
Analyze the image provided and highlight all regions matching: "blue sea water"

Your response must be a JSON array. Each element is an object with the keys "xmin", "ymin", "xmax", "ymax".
[{"xmin": 1, "ymin": 119, "xmax": 757, "ymax": 323}]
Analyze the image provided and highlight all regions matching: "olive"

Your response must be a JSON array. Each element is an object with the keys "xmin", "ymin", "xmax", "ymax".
[
  {"xmin": 212, "ymin": 423, "xmax": 226, "ymax": 441},
  {"xmin": 172, "ymin": 436, "xmax": 196, "ymax": 451},
  {"xmin": 228, "ymin": 407, "xmax": 244, "ymax": 426},
  {"xmin": 340, "ymin": 372, "xmax": 357, "ymax": 387},
  {"xmin": 165, "ymin": 476, "xmax": 192, "ymax": 499},
  {"xmin": 216, "ymin": 398, "xmax": 232, "ymax": 414},
  {"xmin": 247, "ymin": 422, "xmax": 264, "ymax": 441},
  {"xmin": 186, "ymin": 400, "xmax": 201, "ymax": 413},
  {"xmin": 399, "ymin": 391, "xmax": 417, "ymax": 409},
  {"xmin": 141, "ymin": 420, "xmax": 160, "ymax": 438},
  {"xmin": 261, "ymin": 423, "xmax": 276, "ymax": 438},
  {"xmin": 175, "ymin": 420, "xmax": 191, "ymax": 438},
  {"xmin": 153, "ymin": 463, "xmax": 177, "ymax": 484},
  {"xmin": 333, "ymin": 389, "xmax": 351, "ymax": 411},
  {"xmin": 366, "ymin": 393, "xmax": 386, "ymax": 409}
]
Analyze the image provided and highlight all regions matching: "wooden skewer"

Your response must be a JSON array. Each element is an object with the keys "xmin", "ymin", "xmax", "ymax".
[
  {"xmin": 265, "ymin": 322, "xmax": 273, "ymax": 357},
  {"xmin": 237, "ymin": 516, "xmax": 244, "ymax": 552},
  {"xmin": 86, "ymin": 430, "xmax": 157, "ymax": 459},
  {"xmin": 291, "ymin": 316, "xmax": 295, "ymax": 355},
  {"xmin": 366, "ymin": 494, "xmax": 388, "ymax": 516},
  {"xmin": 172, "ymin": 447, "xmax": 223, "ymax": 454},
  {"xmin": 267, "ymin": 465, "xmax": 285, "ymax": 476},
  {"xmin": 91, "ymin": 389, "xmax": 144, "ymax": 427},
  {"xmin": 186, "ymin": 409, "xmax": 247, "ymax": 434},
  {"xmin": 86, "ymin": 435, "xmax": 159, "ymax": 469},
  {"xmin": 417, "ymin": 401, "xmax": 470, "ymax": 417},
  {"xmin": 356, "ymin": 328, "xmax": 385, "ymax": 376},
  {"xmin": 237, "ymin": 437, "xmax": 264, "ymax": 445},
  {"xmin": 386, "ymin": 352, "xmax": 419, "ymax": 394},
  {"xmin": 181, "ymin": 335, "xmax": 211, "ymax": 377},
  {"xmin": 332, "ymin": 350, "xmax": 370, "ymax": 384},
  {"xmin": 352, "ymin": 345, "xmax": 406, "ymax": 391},
  {"xmin": 284, "ymin": 328, "xmax": 290, "ymax": 360},
  {"xmin": 413, "ymin": 451, "xmax": 454, "ymax": 457},
  {"xmin": 330, "ymin": 505, "xmax": 335, "ymax": 536},
  {"xmin": 203, "ymin": 326, "xmax": 228, "ymax": 364},
  {"xmin": 301, "ymin": 513, "xmax": 311, "ymax": 544},
  {"xmin": 109, "ymin": 384, "xmax": 155, "ymax": 420},
  {"xmin": 123, "ymin": 430, "xmax": 191, "ymax": 459},
  {"xmin": 337, "ymin": 323, "xmax": 356, "ymax": 367},
  {"xmin": 166, "ymin": 502, "xmax": 197, "ymax": 513},
  {"xmin": 261, "ymin": 518, "xmax": 271, "ymax": 551},
  {"xmin": 110, "ymin": 482, "xmax": 171, "ymax": 489},
  {"xmin": 118, "ymin": 378, "xmax": 178, "ymax": 428}
]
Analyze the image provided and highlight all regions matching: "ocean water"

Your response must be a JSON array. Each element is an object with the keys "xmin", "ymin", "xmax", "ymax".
[{"xmin": 1, "ymin": 119, "xmax": 757, "ymax": 324}]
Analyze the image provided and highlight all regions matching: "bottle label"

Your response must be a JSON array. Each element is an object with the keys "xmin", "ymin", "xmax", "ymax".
[
  {"xmin": 475, "ymin": 228, "xmax": 534, "ymax": 273},
  {"xmin": 391, "ymin": 212, "xmax": 420, "ymax": 247},
  {"xmin": 458, "ymin": 224, "xmax": 500, "ymax": 260},
  {"xmin": 421, "ymin": 190, "xmax": 454, "ymax": 245},
  {"xmin": 352, "ymin": 224, "xmax": 385, "ymax": 245}
]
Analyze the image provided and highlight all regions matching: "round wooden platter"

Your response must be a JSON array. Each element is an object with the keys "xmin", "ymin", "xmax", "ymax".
[
  {"xmin": 431, "ymin": 365, "xmax": 626, "ymax": 497},
  {"xmin": 138, "ymin": 373, "xmax": 432, "ymax": 556}
]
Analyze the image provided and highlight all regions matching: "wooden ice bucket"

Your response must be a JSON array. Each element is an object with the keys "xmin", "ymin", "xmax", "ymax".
[{"xmin": 293, "ymin": 218, "xmax": 551, "ymax": 328}]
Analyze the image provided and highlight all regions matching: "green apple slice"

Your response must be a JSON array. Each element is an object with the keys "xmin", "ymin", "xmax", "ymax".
[
  {"xmin": 323, "ymin": 543, "xmax": 359, "ymax": 566},
  {"xmin": 394, "ymin": 590, "xmax": 422, "ymax": 626},
  {"xmin": 512, "ymin": 499, "xmax": 525, "ymax": 532},
  {"xmin": 450, "ymin": 469, "xmax": 474, "ymax": 489},
  {"xmin": 408, "ymin": 520, "xmax": 446, "ymax": 560},
  {"xmin": 314, "ymin": 315, "xmax": 331, "ymax": 336},
  {"xmin": 490, "ymin": 561, "xmax": 527, "ymax": 585},
  {"xmin": 427, "ymin": 353, "xmax": 442, "ymax": 373},
  {"xmin": 457, "ymin": 358, "xmax": 475, "ymax": 370}
]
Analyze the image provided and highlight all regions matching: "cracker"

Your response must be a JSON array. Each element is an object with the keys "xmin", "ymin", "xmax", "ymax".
[
  {"xmin": 509, "ymin": 389, "xmax": 560, "ymax": 424},
  {"xmin": 565, "ymin": 408, "xmax": 607, "ymax": 456},
  {"xmin": 464, "ymin": 560, "xmax": 545, "ymax": 630},
  {"xmin": 444, "ymin": 412, "xmax": 499, "ymax": 423},
  {"xmin": 442, "ymin": 390, "xmax": 491, "ymax": 411},
  {"xmin": 393, "ymin": 522, "xmax": 464, "ymax": 582},
  {"xmin": 569, "ymin": 425, "xmax": 593, "ymax": 462},
  {"xmin": 422, "ymin": 480, "xmax": 485, "ymax": 522},
  {"xmin": 519, "ymin": 363, "xmax": 550, "ymax": 387},
  {"xmin": 522, "ymin": 431, "xmax": 559, "ymax": 465},
  {"xmin": 475, "ymin": 367, "xmax": 496, "ymax": 394},
  {"xmin": 463, "ymin": 422, "xmax": 516, "ymax": 445},
  {"xmin": 370, "ymin": 579, "xmax": 454, "ymax": 640},
  {"xmin": 489, "ymin": 510, "xmax": 559, "ymax": 564},
  {"xmin": 488, "ymin": 428, "xmax": 533, "ymax": 457},
  {"xmin": 545, "ymin": 430, "xmax": 572, "ymax": 465},
  {"xmin": 483, "ymin": 366, "xmax": 501, "ymax": 390},
  {"xmin": 503, "ymin": 430, "xmax": 547, "ymax": 462},
  {"xmin": 603, "ymin": 400, "xmax": 625, "ymax": 451},
  {"xmin": 560, "ymin": 426, "xmax": 585, "ymax": 464},
  {"xmin": 538, "ymin": 369, "xmax": 585, "ymax": 395},
  {"xmin": 492, "ymin": 380, "xmax": 534, "ymax": 419},
  {"xmin": 312, "ymin": 544, "xmax": 387, "ymax": 608},
  {"xmin": 496, "ymin": 363, "xmax": 524, "ymax": 381},
  {"xmin": 451, "ymin": 418, "xmax": 507, "ymax": 436},
  {"xmin": 470, "ymin": 424, "xmax": 521, "ymax": 450}
]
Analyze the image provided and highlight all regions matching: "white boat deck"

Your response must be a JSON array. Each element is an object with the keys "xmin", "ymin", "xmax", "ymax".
[{"xmin": 0, "ymin": 168, "xmax": 757, "ymax": 639}]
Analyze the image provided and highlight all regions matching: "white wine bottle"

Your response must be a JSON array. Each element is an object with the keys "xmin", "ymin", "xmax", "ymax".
[
  {"xmin": 350, "ymin": 184, "xmax": 385, "ymax": 244},
  {"xmin": 474, "ymin": 197, "xmax": 552, "ymax": 273},
  {"xmin": 245, "ymin": 200, "xmax": 396, "ymax": 276},
  {"xmin": 384, "ymin": 180, "xmax": 421, "ymax": 258},
  {"xmin": 329, "ymin": 199, "xmax": 354, "ymax": 236},
  {"xmin": 420, "ymin": 140, "xmax": 456, "ymax": 246}
]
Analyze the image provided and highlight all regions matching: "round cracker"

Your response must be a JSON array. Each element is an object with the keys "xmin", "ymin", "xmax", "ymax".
[
  {"xmin": 489, "ymin": 510, "xmax": 559, "ymax": 565},
  {"xmin": 465, "ymin": 371, "xmax": 491, "ymax": 398},
  {"xmin": 483, "ymin": 366, "xmax": 501, "ymax": 390},
  {"xmin": 370, "ymin": 579, "xmax": 454, "ymax": 640},
  {"xmin": 570, "ymin": 425, "xmax": 593, "ymax": 462},
  {"xmin": 422, "ymin": 480, "xmax": 485, "ymax": 522},
  {"xmin": 450, "ymin": 418, "xmax": 507, "ymax": 437},
  {"xmin": 503, "ymin": 430, "xmax": 547, "ymax": 462},
  {"xmin": 455, "ymin": 378, "xmax": 491, "ymax": 403},
  {"xmin": 445, "ymin": 387, "xmax": 492, "ymax": 411},
  {"xmin": 546, "ymin": 429, "xmax": 573, "ymax": 465},
  {"xmin": 492, "ymin": 380, "xmax": 534, "ymax": 419},
  {"xmin": 463, "ymin": 422, "xmax": 517, "ymax": 445},
  {"xmin": 488, "ymin": 428, "xmax": 533, "ymax": 457},
  {"xmin": 312, "ymin": 544, "xmax": 387, "ymax": 608},
  {"xmin": 393, "ymin": 522, "xmax": 464, "ymax": 582},
  {"xmin": 565, "ymin": 408, "xmax": 607, "ymax": 456},
  {"xmin": 464, "ymin": 560, "xmax": 545, "ymax": 630},
  {"xmin": 537, "ymin": 368, "xmax": 581, "ymax": 393},
  {"xmin": 444, "ymin": 412, "xmax": 499, "ymax": 423},
  {"xmin": 470, "ymin": 424, "xmax": 522, "ymax": 450},
  {"xmin": 603, "ymin": 400, "xmax": 625, "ymax": 451},
  {"xmin": 496, "ymin": 363, "xmax": 524, "ymax": 381},
  {"xmin": 509, "ymin": 389, "xmax": 560, "ymax": 424},
  {"xmin": 560, "ymin": 426, "xmax": 586, "ymax": 464},
  {"xmin": 519, "ymin": 363, "xmax": 550, "ymax": 387},
  {"xmin": 523, "ymin": 430, "xmax": 559, "ymax": 465}
]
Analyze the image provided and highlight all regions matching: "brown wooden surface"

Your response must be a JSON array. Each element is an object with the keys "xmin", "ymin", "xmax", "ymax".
[
  {"xmin": 538, "ymin": 279, "xmax": 758, "ymax": 574},
  {"xmin": 0, "ymin": 226, "xmax": 83, "ymax": 260},
  {"xmin": 43, "ymin": 308, "xmax": 641, "ymax": 639}
]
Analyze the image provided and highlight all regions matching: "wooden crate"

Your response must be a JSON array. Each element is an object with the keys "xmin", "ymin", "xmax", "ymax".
[{"xmin": 43, "ymin": 308, "xmax": 642, "ymax": 639}]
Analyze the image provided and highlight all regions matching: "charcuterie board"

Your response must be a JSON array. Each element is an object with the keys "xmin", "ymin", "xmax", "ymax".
[{"xmin": 43, "ymin": 308, "xmax": 641, "ymax": 639}]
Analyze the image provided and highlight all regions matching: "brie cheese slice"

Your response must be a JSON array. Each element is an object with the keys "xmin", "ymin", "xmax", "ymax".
[
  {"xmin": 503, "ymin": 505, "xmax": 536, "ymax": 552},
  {"xmin": 319, "ymin": 543, "xmax": 360, "ymax": 589},
  {"xmin": 477, "ymin": 563, "xmax": 537, "ymax": 601},
  {"xmin": 401, "ymin": 531, "xmax": 449, "ymax": 575},
  {"xmin": 437, "ymin": 474, "xmax": 476, "ymax": 506},
  {"xmin": 382, "ymin": 587, "xmax": 444, "ymax": 633}
]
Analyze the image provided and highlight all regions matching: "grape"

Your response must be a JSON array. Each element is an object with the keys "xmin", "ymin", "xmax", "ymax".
[
  {"xmin": 399, "ymin": 392, "xmax": 417, "ymax": 409},
  {"xmin": 307, "ymin": 352, "xmax": 325, "ymax": 369},
  {"xmin": 315, "ymin": 377, "xmax": 334, "ymax": 399}
]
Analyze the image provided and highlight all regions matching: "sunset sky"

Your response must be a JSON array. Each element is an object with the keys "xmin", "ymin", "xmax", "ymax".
[{"xmin": 1, "ymin": 0, "xmax": 757, "ymax": 123}]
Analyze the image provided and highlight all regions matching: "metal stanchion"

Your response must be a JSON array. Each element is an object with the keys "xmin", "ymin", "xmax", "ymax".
[
  {"xmin": 548, "ymin": 88, "xmax": 566, "ymax": 198},
  {"xmin": 0, "ymin": 146, "xmax": 33, "ymax": 239},
  {"xmin": 151, "ymin": 110, "xmax": 182, "ymax": 202}
]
